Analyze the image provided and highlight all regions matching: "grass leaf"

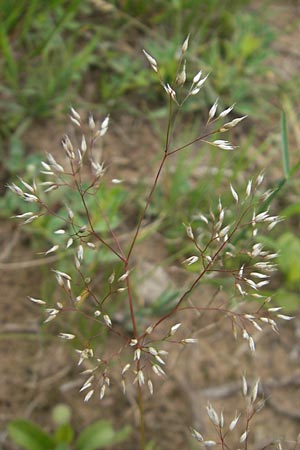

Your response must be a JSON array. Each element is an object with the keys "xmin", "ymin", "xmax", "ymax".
[
  {"xmin": 8, "ymin": 420, "xmax": 55, "ymax": 450},
  {"xmin": 75, "ymin": 420, "xmax": 131, "ymax": 450},
  {"xmin": 281, "ymin": 110, "xmax": 290, "ymax": 179}
]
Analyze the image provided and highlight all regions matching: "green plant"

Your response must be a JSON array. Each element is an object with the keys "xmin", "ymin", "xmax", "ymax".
[
  {"xmin": 8, "ymin": 404, "xmax": 131, "ymax": 450},
  {"xmin": 8, "ymin": 37, "xmax": 293, "ymax": 450}
]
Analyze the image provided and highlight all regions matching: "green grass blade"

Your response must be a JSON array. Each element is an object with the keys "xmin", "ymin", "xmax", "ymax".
[
  {"xmin": 254, "ymin": 110, "xmax": 295, "ymax": 216},
  {"xmin": 18, "ymin": 0, "xmax": 39, "ymax": 40},
  {"xmin": 32, "ymin": 0, "xmax": 81, "ymax": 56},
  {"xmin": 0, "ymin": 24, "xmax": 18, "ymax": 87},
  {"xmin": 290, "ymin": 160, "xmax": 300, "ymax": 177},
  {"xmin": 281, "ymin": 110, "xmax": 290, "ymax": 179},
  {"xmin": 1, "ymin": 1, "xmax": 25, "ymax": 32},
  {"xmin": 8, "ymin": 420, "xmax": 55, "ymax": 450},
  {"xmin": 260, "ymin": 178, "xmax": 286, "ymax": 212}
]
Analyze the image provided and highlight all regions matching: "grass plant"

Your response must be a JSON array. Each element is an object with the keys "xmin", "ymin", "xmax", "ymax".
[{"xmin": 7, "ymin": 36, "xmax": 294, "ymax": 450}]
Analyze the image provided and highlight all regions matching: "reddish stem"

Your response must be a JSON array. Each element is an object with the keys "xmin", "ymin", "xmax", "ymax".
[{"xmin": 152, "ymin": 205, "xmax": 251, "ymax": 331}]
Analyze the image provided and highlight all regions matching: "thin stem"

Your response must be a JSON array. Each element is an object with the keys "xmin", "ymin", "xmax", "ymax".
[
  {"xmin": 127, "ymin": 152, "xmax": 169, "ymax": 260},
  {"xmin": 70, "ymin": 135, "xmax": 125, "ymax": 262},
  {"xmin": 165, "ymin": 96, "xmax": 173, "ymax": 153},
  {"xmin": 127, "ymin": 105, "xmax": 216, "ymax": 267},
  {"xmin": 124, "ymin": 96, "xmax": 175, "ymax": 450},
  {"xmin": 167, "ymin": 130, "xmax": 217, "ymax": 156},
  {"xmin": 137, "ymin": 381, "xmax": 146, "ymax": 450},
  {"xmin": 127, "ymin": 95, "xmax": 173, "ymax": 261},
  {"xmin": 93, "ymin": 195, "xmax": 126, "ymax": 260},
  {"xmin": 76, "ymin": 180, "xmax": 125, "ymax": 261},
  {"xmin": 153, "ymin": 237, "xmax": 229, "ymax": 331},
  {"xmin": 125, "ymin": 265, "xmax": 138, "ymax": 338},
  {"xmin": 218, "ymin": 426, "xmax": 227, "ymax": 450},
  {"xmin": 244, "ymin": 416, "xmax": 250, "ymax": 450},
  {"xmin": 152, "ymin": 205, "xmax": 251, "ymax": 331}
]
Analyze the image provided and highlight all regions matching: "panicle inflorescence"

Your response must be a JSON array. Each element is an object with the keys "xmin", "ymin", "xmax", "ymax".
[
  {"xmin": 9, "ymin": 36, "xmax": 292, "ymax": 450},
  {"xmin": 192, "ymin": 377, "xmax": 270, "ymax": 448}
]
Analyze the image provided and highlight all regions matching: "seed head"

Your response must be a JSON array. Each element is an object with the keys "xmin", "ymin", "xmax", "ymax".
[
  {"xmin": 230, "ymin": 184, "xmax": 239, "ymax": 203},
  {"xmin": 70, "ymin": 107, "xmax": 81, "ymax": 121},
  {"xmin": 134, "ymin": 348, "xmax": 141, "ymax": 360},
  {"xmin": 246, "ymin": 179, "xmax": 252, "ymax": 197},
  {"xmin": 88, "ymin": 114, "xmax": 96, "ymax": 130},
  {"xmin": 152, "ymin": 364, "xmax": 166, "ymax": 377},
  {"xmin": 218, "ymin": 103, "xmax": 235, "ymax": 118},
  {"xmin": 44, "ymin": 245, "xmax": 59, "ymax": 255},
  {"xmin": 18, "ymin": 178, "xmax": 35, "ymax": 193},
  {"xmin": 213, "ymin": 140, "xmax": 235, "ymax": 151},
  {"xmin": 81, "ymin": 135, "xmax": 87, "ymax": 153},
  {"xmin": 23, "ymin": 193, "xmax": 39, "ymax": 202},
  {"xmin": 229, "ymin": 412, "xmax": 240, "ymax": 431},
  {"xmin": 220, "ymin": 115, "xmax": 247, "ymax": 131},
  {"xmin": 70, "ymin": 116, "xmax": 81, "ymax": 127},
  {"xmin": 181, "ymin": 34, "xmax": 190, "ymax": 54},
  {"xmin": 242, "ymin": 375, "xmax": 248, "ymax": 397},
  {"xmin": 100, "ymin": 115, "xmax": 110, "ymax": 137},
  {"xmin": 170, "ymin": 323, "xmax": 181, "ymax": 336},
  {"xmin": 148, "ymin": 379, "xmax": 154, "ymax": 395},
  {"xmin": 100, "ymin": 384, "xmax": 106, "ymax": 400},
  {"xmin": 103, "ymin": 314, "xmax": 112, "ymax": 328},
  {"xmin": 251, "ymin": 378, "xmax": 260, "ymax": 403},
  {"xmin": 27, "ymin": 296, "xmax": 46, "ymax": 305},
  {"xmin": 176, "ymin": 61, "xmax": 186, "ymax": 86},
  {"xmin": 122, "ymin": 364, "xmax": 131, "ymax": 375},
  {"xmin": 193, "ymin": 70, "xmax": 202, "ymax": 84},
  {"xmin": 84, "ymin": 389, "xmax": 94, "ymax": 402},
  {"xmin": 183, "ymin": 256, "xmax": 199, "ymax": 265},
  {"xmin": 240, "ymin": 430, "xmax": 248, "ymax": 443},
  {"xmin": 58, "ymin": 333, "xmax": 76, "ymax": 340},
  {"xmin": 206, "ymin": 403, "xmax": 219, "ymax": 426},
  {"xmin": 184, "ymin": 224, "xmax": 194, "ymax": 240},
  {"xmin": 142, "ymin": 49, "xmax": 158, "ymax": 72},
  {"xmin": 191, "ymin": 428, "xmax": 204, "ymax": 442},
  {"xmin": 203, "ymin": 441, "xmax": 216, "ymax": 447},
  {"xmin": 208, "ymin": 98, "xmax": 219, "ymax": 123},
  {"xmin": 134, "ymin": 370, "xmax": 145, "ymax": 386},
  {"xmin": 277, "ymin": 314, "xmax": 294, "ymax": 321}
]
